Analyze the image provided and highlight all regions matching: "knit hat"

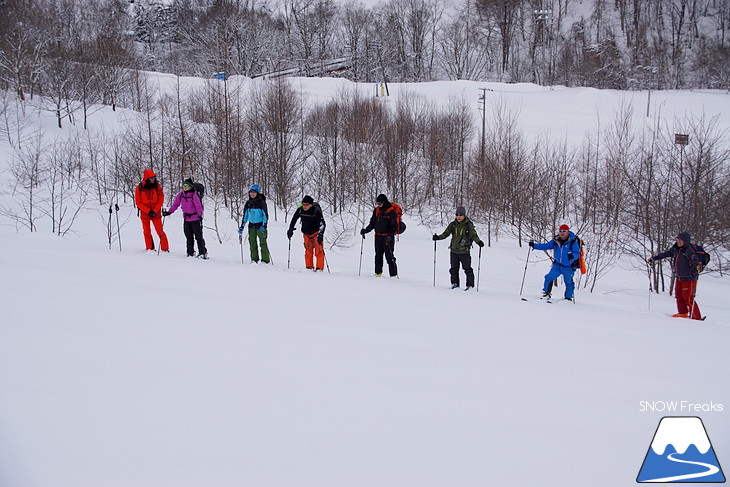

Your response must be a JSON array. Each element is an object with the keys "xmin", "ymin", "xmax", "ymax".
[
  {"xmin": 249, "ymin": 184, "xmax": 261, "ymax": 193},
  {"xmin": 376, "ymin": 194, "xmax": 388, "ymax": 204},
  {"xmin": 455, "ymin": 206, "xmax": 466, "ymax": 216},
  {"xmin": 559, "ymin": 224, "xmax": 570, "ymax": 231},
  {"xmin": 302, "ymin": 195, "xmax": 314, "ymax": 204},
  {"xmin": 183, "ymin": 178, "xmax": 194, "ymax": 188}
]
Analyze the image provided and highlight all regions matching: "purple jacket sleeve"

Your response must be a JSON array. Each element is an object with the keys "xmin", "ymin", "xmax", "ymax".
[{"xmin": 168, "ymin": 192, "xmax": 183, "ymax": 214}]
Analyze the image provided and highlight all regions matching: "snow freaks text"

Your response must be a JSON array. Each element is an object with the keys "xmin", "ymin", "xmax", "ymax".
[{"xmin": 639, "ymin": 401, "xmax": 724, "ymax": 413}]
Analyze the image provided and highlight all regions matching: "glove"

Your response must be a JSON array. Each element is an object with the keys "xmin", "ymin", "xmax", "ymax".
[
  {"xmin": 148, "ymin": 210, "xmax": 157, "ymax": 218},
  {"xmin": 477, "ymin": 241, "xmax": 484, "ymax": 248},
  {"xmin": 287, "ymin": 229, "xmax": 294, "ymax": 239},
  {"xmin": 259, "ymin": 225, "xmax": 266, "ymax": 233},
  {"xmin": 432, "ymin": 234, "xmax": 439, "ymax": 241},
  {"xmin": 647, "ymin": 258, "xmax": 653, "ymax": 263},
  {"xmin": 384, "ymin": 235, "xmax": 393, "ymax": 244},
  {"xmin": 198, "ymin": 214, "xmax": 203, "ymax": 223},
  {"xmin": 360, "ymin": 228, "xmax": 367, "ymax": 236},
  {"xmin": 162, "ymin": 210, "xmax": 171, "ymax": 217},
  {"xmin": 571, "ymin": 261, "xmax": 579, "ymax": 270},
  {"xmin": 697, "ymin": 264, "xmax": 703, "ymax": 272},
  {"xmin": 238, "ymin": 226, "xmax": 244, "ymax": 236},
  {"xmin": 568, "ymin": 252, "xmax": 574, "ymax": 261},
  {"xmin": 528, "ymin": 241, "xmax": 534, "ymax": 248},
  {"xmin": 317, "ymin": 233, "xmax": 324, "ymax": 245}
]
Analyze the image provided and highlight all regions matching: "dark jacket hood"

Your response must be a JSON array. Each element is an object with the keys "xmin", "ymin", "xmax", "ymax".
[{"xmin": 677, "ymin": 232, "xmax": 692, "ymax": 245}]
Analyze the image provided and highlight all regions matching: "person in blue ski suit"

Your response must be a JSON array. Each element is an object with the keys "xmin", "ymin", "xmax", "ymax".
[
  {"xmin": 238, "ymin": 184, "xmax": 270, "ymax": 264},
  {"xmin": 529, "ymin": 224, "xmax": 581, "ymax": 300}
]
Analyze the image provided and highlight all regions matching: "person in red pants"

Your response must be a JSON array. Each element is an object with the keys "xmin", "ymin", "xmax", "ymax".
[
  {"xmin": 287, "ymin": 195, "xmax": 326, "ymax": 271},
  {"xmin": 134, "ymin": 169, "xmax": 169, "ymax": 252},
  {"xmin": 648, "ymin": 232, "xmax": 703, "ymax": 320}
]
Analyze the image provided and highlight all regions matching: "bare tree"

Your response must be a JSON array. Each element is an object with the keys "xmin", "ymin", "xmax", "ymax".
[
  {"xmin": 43, "ymin": 138, "xmax": 90, "ymax": 235},
  {"xmin": 438, "ymin": 2, "xmax": 493, "ymax": 80},
  {"xmin": 3, "ymin": 132, "xmax": 45, "ymax": 231},
  {"xmin": 249, "ymin": 78, "xmax": 305, "ymax": 220},
  {"xmin": 475, "ymin": 0, "xmax": 524, "ymax": 77}
]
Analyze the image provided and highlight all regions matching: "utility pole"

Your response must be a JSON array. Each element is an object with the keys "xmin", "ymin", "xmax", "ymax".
[
  {"xmin": 478, "ymin": 87, "xmax": 492, "ymax": 164},
  {"xmin": 478, "ymin": 87, "xmax": 493, "ymax": 246}
]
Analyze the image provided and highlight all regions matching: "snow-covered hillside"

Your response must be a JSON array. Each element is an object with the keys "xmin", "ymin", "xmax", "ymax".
[{"xmin": 1, "ymin": 78, "xmax": 729, "ymax": 487}]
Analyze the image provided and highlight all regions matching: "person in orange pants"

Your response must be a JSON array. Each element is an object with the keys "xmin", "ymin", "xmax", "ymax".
[
  {"xmin": 135, "ymin": 169, "xmax": 169, "ymax": 252},
  {"xmin": 287, "ymin": 195, "xmax": 326, "ymax": 271},
  {"xmin": 303, "ymin": 231, "xmax": 325, "ymax": 270},
  {"xmin": 648, "ymin": 232, "xmax": 703, "ymax": 320}
]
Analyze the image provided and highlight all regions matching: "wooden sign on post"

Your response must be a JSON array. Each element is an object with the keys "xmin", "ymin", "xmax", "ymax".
[{"xmin": 674, "ymin": 134, "xmax": 689, "ymax": 145}]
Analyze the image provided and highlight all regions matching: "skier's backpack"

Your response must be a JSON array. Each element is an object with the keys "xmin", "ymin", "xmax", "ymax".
[
  {"xmin": 312, "ymin": 201, "xmax": 326, "ymax": 232},
  {"xmin": 691, "ymin": 244, "xmax": 710, "ymax": 269},
  {"xmin": 571, "ymin": 235, "xmax": 587, "ymax": 275},
  {"xmin": 389, "ymin": 202, "xmax": 406, "ymax": 234},
  {"xmin": 375, "ymin": 201, "xmax": 406, "ymax": 235},
  {"xmin": 192, "ymin": 181, "xmax": 205, "ymax": 208}
]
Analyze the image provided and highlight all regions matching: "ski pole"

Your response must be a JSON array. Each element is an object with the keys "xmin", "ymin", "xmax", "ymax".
[
  {"xmin": 108, "ymin": 204, "xmax": 113, "ymax": 250},
  {"xmin": 358, "ymin": 234, "xmax": 365, "ymax": 276},
  {"xmin": 115, "ymin": 203, "xmax": 122, "ymax": 251},
  {"xmin": 646, "ymin": 261, "xmax": 653, "ymax": 311},
  {"xmin": 476, "ymin": 246, "xmax": 482, "ymax": 292},
  {"xmin": 287, "ymin": 237, "xmax": 292, "ymax": 269},
  {"xmin": 264, "ymin": 228, "xmax": 273, "ymax": 265},
  {"xmin": 519, "ymin": 245, "xmax": 531, "ymax": 296},
  {"xmin": 323, "ymin": 247, "xmax": 331, "ymax": 273},
  {"xmin": 239, "ymin": 233, "xmax": 244, "ymax": 264},
  {"xmin": 157, "ymin": 214, "xmax": 165, "ymax": 256},
  {"xmin": 433, "ymin": 239, "xmax": 437, "ymax": 287}
]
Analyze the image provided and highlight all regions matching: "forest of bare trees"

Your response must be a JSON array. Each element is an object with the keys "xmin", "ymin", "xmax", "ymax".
[
  {"xmin": 2, "ymin": 70, "xmax": 728, "ymax": 292},
  {"xmin": 1, "ymin": 0, "xmax": 729, "ymax": 292},
  {"xmin": 2, "ymin": 0, "xmax": 729, "ymax": 99}
]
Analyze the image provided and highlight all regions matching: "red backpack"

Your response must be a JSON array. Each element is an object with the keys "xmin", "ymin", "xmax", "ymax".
[{"xmin": 377, "ymin": 202, "xmax": 406, "ymax": 235}]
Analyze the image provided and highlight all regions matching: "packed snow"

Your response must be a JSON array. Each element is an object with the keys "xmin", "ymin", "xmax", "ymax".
[{"xmin": 1, "ymin": 76, "xmax": 729, "ymax": 487}]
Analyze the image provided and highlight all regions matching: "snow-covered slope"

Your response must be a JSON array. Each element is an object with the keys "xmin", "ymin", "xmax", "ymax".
[{"xmin": 1, "ymin": 78, "xmax": 729, "ymax": 487}]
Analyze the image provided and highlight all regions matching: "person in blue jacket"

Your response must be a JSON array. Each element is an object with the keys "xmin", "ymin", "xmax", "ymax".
[
  {"xmin": 529, "ymin": 224, "xmax": 581, "ymax": 300},
  {"xmin": 238, "ymin": 184, "xmax": 270, "ymax": 264}
]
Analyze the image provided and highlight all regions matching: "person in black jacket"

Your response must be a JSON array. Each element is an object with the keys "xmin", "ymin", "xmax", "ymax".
[
  {"xmin": 648, "ymin": 232, "xmax": 703, "ymax": 320},
  {"xmin": 287, "ymin": 195, "xmax": 326, "ymax": 271},
  {"xmin": 360, "ymin": 194, "xmax": 398, "ymax": 277}
]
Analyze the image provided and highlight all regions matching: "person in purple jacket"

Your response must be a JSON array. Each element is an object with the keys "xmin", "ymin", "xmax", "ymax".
[{"xmin": 163, "ymin": 178, "xmax": 208, "ymax": 259}]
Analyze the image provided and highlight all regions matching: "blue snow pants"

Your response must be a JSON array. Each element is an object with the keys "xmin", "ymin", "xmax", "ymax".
[{"xmin": 543, "ymin": 263, "xmax": 576, "ymax": 299}]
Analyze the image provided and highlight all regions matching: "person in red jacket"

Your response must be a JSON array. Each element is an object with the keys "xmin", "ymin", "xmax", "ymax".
[{"xmin": 134, "ymin": 169, "xmax": 169, "ymax": 252}]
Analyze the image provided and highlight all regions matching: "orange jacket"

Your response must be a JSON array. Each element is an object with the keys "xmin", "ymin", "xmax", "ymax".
[{"xmin": 135, "ymin": 169, "xmax": 164, "ymax": 215}]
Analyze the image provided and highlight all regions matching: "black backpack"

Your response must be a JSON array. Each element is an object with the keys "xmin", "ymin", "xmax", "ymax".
[
  {"xmin": 192, "ymin": 181, "xmax": 205, "ymax": 208},
  {"xmin": 692, "ymin": 244, "xmax": 710, "ymax": 268}
]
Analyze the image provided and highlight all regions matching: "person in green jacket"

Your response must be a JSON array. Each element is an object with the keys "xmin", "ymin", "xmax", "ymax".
[{"xmin": 432, "ymin": 206, "xmax": 484, "ymax": 290}]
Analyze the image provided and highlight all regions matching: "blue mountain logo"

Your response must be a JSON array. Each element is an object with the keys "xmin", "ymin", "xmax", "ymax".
[{"xmin": 637, "ymin": 416, "xmax": 725, "ymax": 483}]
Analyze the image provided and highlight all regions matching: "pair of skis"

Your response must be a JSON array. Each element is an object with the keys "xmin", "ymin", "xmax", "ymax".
[{"xmin": 520, "ymin": 296, "xmax": 571, "ymax": 304}]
